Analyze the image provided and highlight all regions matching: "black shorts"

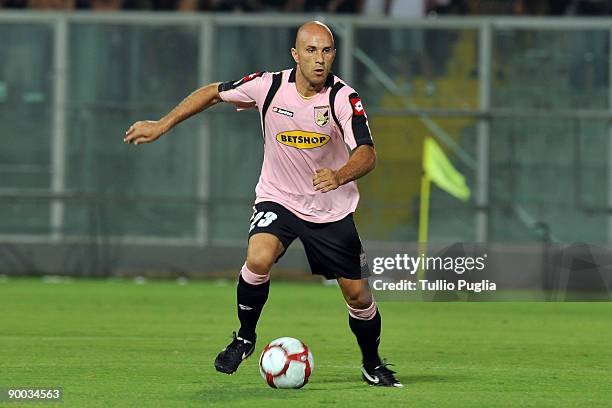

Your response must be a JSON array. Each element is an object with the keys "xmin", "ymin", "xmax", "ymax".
[{"xmin": 248, "ymin": 201, "xmax": 370, "ymax": 280}]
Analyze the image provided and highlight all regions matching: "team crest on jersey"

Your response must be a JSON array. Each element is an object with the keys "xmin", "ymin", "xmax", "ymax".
[{"xmin": 314, "ymin": 106, "xmax": 330, "ymax": 127}]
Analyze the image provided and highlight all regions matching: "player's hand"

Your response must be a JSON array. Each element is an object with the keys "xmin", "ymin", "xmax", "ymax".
[
  {"xmin": 123, "ymin": 120, "xmax": 165, "ymax": 145},
  {"xmin": 313, "ymin": 168, "xmax": 340, "ymax": 193}
]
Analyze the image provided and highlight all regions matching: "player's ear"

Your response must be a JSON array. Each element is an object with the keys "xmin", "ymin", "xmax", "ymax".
[{"xmin": 291, "ymin": 47, "xmax": 299, "ymax": 64}]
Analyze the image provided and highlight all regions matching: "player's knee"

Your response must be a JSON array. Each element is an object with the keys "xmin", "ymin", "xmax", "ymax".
[
  {"xmin": 345, "ymin": 291, "xmax": 373, "ymax": 310},
  {"xmin": 245, "ymin": 253, "xmax": 274, "ymax": 275}
]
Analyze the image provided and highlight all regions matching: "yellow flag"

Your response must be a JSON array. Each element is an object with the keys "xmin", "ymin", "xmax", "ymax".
[{"xmin": 423, "ymin": 138, "xmax": 470, "ymax": 201}]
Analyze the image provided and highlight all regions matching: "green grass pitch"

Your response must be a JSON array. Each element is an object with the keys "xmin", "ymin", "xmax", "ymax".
[{"xmin": 1, "ymin": 278, "xmax": 610, "ymax": 407}]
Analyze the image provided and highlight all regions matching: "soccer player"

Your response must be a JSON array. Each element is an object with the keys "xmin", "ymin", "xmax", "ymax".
[{"xmin": 124, "ymin": 21, "xmax": 402, "ymax": 388}]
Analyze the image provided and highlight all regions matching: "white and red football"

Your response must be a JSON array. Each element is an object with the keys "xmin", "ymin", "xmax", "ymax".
[{"xmin": 258, "ymin": 337, "xmax": 314, "ymax": 389}]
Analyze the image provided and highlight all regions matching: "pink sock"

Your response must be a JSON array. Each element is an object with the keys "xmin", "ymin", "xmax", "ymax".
[
  {"xmin": 347, "ymin": 300, "xmax": 377, "ymax": 320},
  {"xmin": 240, "ymin": 263, "xmax": 270, "ymax": 285}
]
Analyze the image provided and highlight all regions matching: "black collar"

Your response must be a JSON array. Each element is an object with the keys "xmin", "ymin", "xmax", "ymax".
[{"xmin": 288, "ymin": 68, "xmax": 334, "ymax": 88}]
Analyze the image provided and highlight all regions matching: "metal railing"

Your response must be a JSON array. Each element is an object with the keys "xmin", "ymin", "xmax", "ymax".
[{"xmin": 1, "ymin": 12, "xmax": 611, "ymax": 245}]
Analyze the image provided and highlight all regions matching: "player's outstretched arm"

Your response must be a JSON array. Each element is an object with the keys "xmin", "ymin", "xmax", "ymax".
[
  {"xmin": 124, "ymin": 82, "xmax": 222, "ymax": 145},
  {"xmin": 313, "ymin": 145, "xmax": 376, "ymax": 193}
]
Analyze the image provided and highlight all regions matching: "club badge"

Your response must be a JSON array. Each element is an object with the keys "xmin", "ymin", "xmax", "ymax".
[{"xmin": 314, "ymin": 105, "xmax": 330, "ymax": 127}]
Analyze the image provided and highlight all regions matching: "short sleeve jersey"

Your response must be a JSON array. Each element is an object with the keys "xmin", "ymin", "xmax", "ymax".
[{"xmin": 218, "ymin": 68, "xmax": 373, "ymax": 223}]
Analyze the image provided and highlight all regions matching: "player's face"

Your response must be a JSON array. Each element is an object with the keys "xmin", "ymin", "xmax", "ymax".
[{"xmin": 292, "ymin": 28, "xmax": 336, "ymax": 89}]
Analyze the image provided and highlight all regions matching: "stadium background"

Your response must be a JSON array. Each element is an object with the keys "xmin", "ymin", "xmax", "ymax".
[{"xmin": 1, "ymin": 1, "xmax": 611, "ymax": 295}]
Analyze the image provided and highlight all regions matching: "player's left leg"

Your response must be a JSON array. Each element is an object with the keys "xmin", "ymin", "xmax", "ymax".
[
  {"xmin": 337, "ymin": 277, "xmax": 403, "ymax": 388},
  {"xmin": 300, "ymin": 213, "xmax": 402, "ymax": 387}
]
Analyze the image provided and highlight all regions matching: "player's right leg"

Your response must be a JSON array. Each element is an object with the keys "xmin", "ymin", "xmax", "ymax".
[{"xmin": 214, "ymin": 233, "xmax": 284, "ymax": 374}]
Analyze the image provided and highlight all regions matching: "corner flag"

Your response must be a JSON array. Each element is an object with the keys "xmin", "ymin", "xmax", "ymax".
[
  {"xmin": 423, "ymin": 137, "xmax": 470, "ymax": 202},
  {"xmin": 417, "ymin": 137, "xmax": 470, "ymax": 281}
]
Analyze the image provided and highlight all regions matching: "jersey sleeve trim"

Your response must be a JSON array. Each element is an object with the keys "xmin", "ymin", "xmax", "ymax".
[
  {"xmin": 348, "ymin": 92, "xmax": 374, "ymax": 148},
  {"xmin": 218, "ymin": 71, "xmax": 265, "ymax": 93}
]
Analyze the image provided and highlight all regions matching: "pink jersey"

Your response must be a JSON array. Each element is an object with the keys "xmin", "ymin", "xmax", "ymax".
[{"xmin": 218, "ymin": 68, "xmax": 373, "ymax": 223}]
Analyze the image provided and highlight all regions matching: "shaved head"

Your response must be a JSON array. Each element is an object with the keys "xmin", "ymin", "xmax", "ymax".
[
  {"xmin": 295, "ymin": 21, "xmax": 335, "ymax": 49},
  {"xmin": 291, "ymin": 21, "xmax": 337, "ymax": 96}
]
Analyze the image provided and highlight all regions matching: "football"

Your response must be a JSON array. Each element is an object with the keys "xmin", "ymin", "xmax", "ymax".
[{"xmin": 258, "ymin": 337, "xmax": 314, "ymax": 389}]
